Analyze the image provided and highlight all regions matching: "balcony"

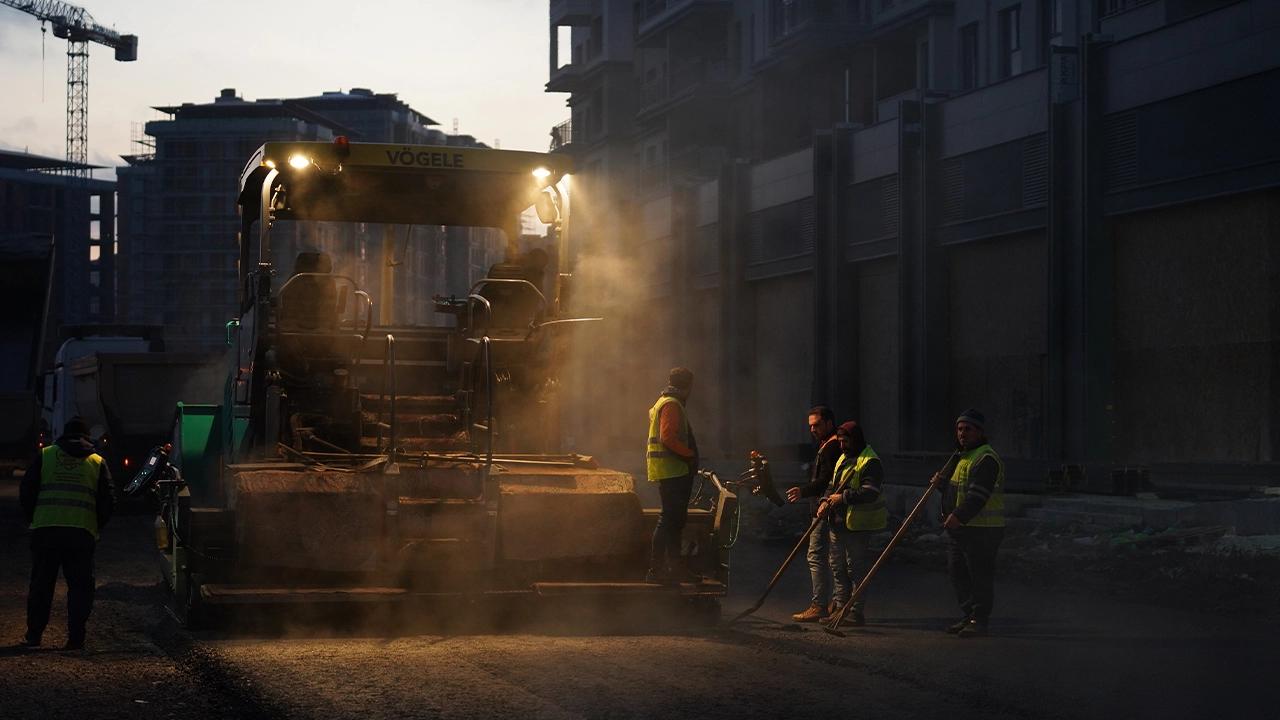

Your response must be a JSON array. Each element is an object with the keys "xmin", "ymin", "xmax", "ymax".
[
  {"xmin": 547, "ymin": 61, "xmax": 584, "ymax": 93},
  {"xmin": 549, "ymin": 119, "xmax": 575, "ymax": 152},
  {"xmin": 1097, "ymin": 0, "xmax": 1157, "ymax": 17},
  {"xmin": 551, "ymin": 0, "xmax": 596, "ymax": 26},
  {"xmin": 761, "ymin": 0, "xmax": 868, "ymax": 59},
  {"xmin": 637, "ymin": 58, "xmax": 732, "ymax": 120},
  {"xmin": 634, "ymin": 0, "xmax": 732, "ymax": 46}
]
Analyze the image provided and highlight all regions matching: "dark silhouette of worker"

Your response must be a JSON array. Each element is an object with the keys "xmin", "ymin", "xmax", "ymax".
[
  {"xmin": 19, "ymin": 417, "xmax": 114, "ymax": 651},
  {"xmin": 279, "ymin": 251, "xmax": 338, "ymax": 332}
]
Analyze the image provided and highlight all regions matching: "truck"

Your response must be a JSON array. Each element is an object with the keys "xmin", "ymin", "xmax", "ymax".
[
  {"xmin": 40, "ymin": 328, "xmax": 222, "ymax": 478},
  {"xmin": 129, "ymin": 139, "xmax": 744, "ymax": 625}
]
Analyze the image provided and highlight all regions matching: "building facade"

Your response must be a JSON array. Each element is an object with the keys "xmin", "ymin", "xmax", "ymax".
[
  {"xmin": 117, "ymin": 89, "xmax": 504, "ymax": 353},
  {"xmin": 547, "ymin": 0, "xmax": 1280, "ymax": 487},
  {"xmin": 0, "ymin": 150, "xmax": 116, "ymax": 450}
]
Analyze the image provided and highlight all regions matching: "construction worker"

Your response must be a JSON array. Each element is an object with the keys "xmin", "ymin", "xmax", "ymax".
[
  {"xmin": 18, "ymin": 417, "xmax": 114, "ymax": 651},
  {"xmin": 645, "ymin": 367, "xmax": 698, "ymax": 583},
  {"xmin": 823, "ymin": 420, "xmax": 886, "ymax": 626},
  {"xmin": 931, "ymin": 409, "xmax": 1005, "ymax": 638},
  {"xmin": 786, "ymin": 405, "xmax": 841, "ymax": 622}
]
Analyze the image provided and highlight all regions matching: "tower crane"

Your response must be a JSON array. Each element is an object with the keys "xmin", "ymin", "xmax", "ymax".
[{"xmin": 1, "ymin": 1, "xmax": 137, "ymax": 178}]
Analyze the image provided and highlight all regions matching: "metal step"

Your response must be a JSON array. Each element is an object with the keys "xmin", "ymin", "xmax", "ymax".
[
  {"xmin": 361, "ymin": 394, "xmax": 460, "ymax": 413},
  {"xmin": 532, "ymin": 580, "xmax": 726, "ymax": 597},
  {"xmin": 200, "ymin": 585, "xmax": 408, "ymax": 605}
]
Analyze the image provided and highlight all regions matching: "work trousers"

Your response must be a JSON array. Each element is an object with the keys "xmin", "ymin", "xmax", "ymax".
[
  {"xmin": 650, "ymin": 474, "xmax": 694, "ymax": 570},
  {"xmin": 829, "ymin": 525, "xmax": 872, "ymax": 613},
  {"xmin": 806, "ymin": 508, "xmax": 831, "ymax": 606},
  {"xmin": 946, "ymin": 525, "xmax": 1004, "ymax": 622},
  {"xmin": 26, "ymin": 527, "xmax": 97, "ymax": 644}
]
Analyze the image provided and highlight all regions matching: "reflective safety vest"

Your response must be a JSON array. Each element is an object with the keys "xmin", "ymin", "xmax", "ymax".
[
  {"xmin": 833, "ymin": 445, "xmax": 887, "ymax": 532},
  {"xmin": 31, "ymin": 445, "xmax": 102, "ymax": 540},
  {"xmin": 646, "ymin": 396, "xmax": 692, "ymax": 482},
  {"xmin": 949, "ymin": 443, "xmax": 1006, "ymax": 528}
]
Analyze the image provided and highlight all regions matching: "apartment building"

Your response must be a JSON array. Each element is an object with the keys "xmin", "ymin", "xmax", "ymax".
[{"xmin": 547, "ymin": 0, "xmax": 1280, "ymax": 487}]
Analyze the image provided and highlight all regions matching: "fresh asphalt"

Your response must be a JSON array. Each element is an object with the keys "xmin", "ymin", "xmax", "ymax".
[{"xmin": 2, "ymin": 482, "xmax": 1277, "ymax": 720}]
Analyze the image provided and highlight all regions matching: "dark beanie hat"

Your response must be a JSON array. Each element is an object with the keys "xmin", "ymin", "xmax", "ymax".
[
  {"xmin": 63, "ymin": 416, "xmax": 91, "ymax": 438},
  {"xmin": 836, "ymin": 420, "xmax": 865, "ymax": 446},
  {"xmin": 955, "ymin": 408, "xmax": 985, "ymax": 429},
  {"xmin": 669, "ymin": 367, "xmax": 694, "ymax": 390}
]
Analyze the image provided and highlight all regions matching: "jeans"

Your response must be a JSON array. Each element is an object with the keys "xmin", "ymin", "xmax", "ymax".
[
  {"xmin": 946, "ymin": 525, "xmax": 1004, "ymax": 622},
  {"xmin": 27, "ymin": 527, "xmax": 97, "ymax": 644},
  {"xmin": 829, "ymin": 526, "xmax": 872, "ymax": 613},
  {"xmin": 806, "ymin": 511, "xmax": 831, "ymax": 606},
  {"xmin": 650, "ymin": 474, "xmax": 694, "ymax": 570}
]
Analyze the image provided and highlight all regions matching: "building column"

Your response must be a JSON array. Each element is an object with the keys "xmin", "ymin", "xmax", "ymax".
[
  {"xmin": 1077, "ymin": 36, "xmax": 1115, "ymax": 463},
  {"xmin": 898, "ymin": 99, "xmax": 948, "ymax": 450},
  {"xmin": 811, "ymin": 130, "xmax": 838, "ymax": 407},
  {"xmin": 718, "ymin": 160, "xmax": 753, "ymax": 453},
  {"xmin": 811, "ymin": 126, "xmax": 857, "ymax": 416}
]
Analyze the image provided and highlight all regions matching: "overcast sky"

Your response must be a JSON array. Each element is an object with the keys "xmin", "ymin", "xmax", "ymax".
[{"xmin": 0, "ymin": 0, "xmax": 566, "ymax": 176}]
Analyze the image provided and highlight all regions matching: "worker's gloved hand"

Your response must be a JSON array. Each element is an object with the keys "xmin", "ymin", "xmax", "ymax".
[
  {"xmin": 930, "ymin": 472, "xmax": 946, "ymax": 487},
  {"xmin": 786, "ymin": 486, "xmax": 802, "ymax": 503},
  {"xmin": 826, "ymin": 492, "xmax": 843, "ymax": 507}
]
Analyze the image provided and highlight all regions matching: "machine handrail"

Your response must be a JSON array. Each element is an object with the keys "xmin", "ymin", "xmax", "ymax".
[
  {"xmin": 467, "ymin": 278, "xmax": 548, "ymax": 307},
  {"xmin": 275, "ymin": 272, "xmax": 365, "ymax": 330},
  {"xmin": 482, "ymin": 336, "xmax": 494, "ymax": 477},
  {"xmin": 467, "ymin": 279, "xmax": 548, "ymax": 332},
  {"xmin": 378, "ymin": 333, "xmax": 397, "ymax": 455},
  {"xmin": 466, "ymin": 293, "xmax": 493, "ymax": 335}
]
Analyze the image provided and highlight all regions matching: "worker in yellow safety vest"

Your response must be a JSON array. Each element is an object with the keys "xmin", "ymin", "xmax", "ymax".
[
  {"xmin": 931, "ymin": 408, "xmax": 1005, "ymax": 638},
  {"xmin": 645, "ymin": 367, "xmax": 698, "ymax": 584},
  {"xmin": 823, "ymin": 420, "xmax": 887, "ymax": 627},
  {"xmin": 18, "ymin": 417, "xmax": 114, "ymax": 651}
]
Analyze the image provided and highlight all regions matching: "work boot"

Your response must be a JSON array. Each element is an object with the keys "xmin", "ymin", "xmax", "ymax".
[
  {"xmin": 17, "ymin": 633, "xmax": 40, "ymax": 649},
  {"xmin": 946, "ymin": 617, "xmax": 971, "ymax": 634},
  {"xmin": 791, "ymin": 602, "xmax": 827, "ymax": 623},
  {"xmin": 956, "ymin": 619, "xmax": 988, "ymax": 638},
  {"xmin": 61, "ymin": 637, "xmax": 85, "ymax": 652},
  {"xmin": 644, "ymin": 568, "xmax": 666, "ymax": 584},
  {"xmin": 848, "ymin": 610, "xmax": 866, "ymax": 627}
]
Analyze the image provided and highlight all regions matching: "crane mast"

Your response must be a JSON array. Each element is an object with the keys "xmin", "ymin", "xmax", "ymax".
[{"xmin": 1, "ymin": 0, "xmax": 137, "ymax": 177}]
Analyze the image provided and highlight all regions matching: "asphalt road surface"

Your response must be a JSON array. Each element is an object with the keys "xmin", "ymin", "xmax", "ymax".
[{"xmin": 2, "ymin": 482, "xmax": 1277, "ymax": 720}]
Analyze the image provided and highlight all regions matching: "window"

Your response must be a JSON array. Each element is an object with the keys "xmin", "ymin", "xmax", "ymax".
[
  {"xmin": 916, "ymin": 40, "xmax": 930, "ymax": 89},
  {"xmin": 556, "ymin": 26, "xmax": 572, "ymax": 68},
  {"xmin": 1040, "ymin": 0, "xmax": 1062, "ymax": 64},
  {"xmin": 959, "ymin": 23, "xmax": 979, "ymax": 90},
  {"xmin": 90, "ymin": 270, "xmax": 100, "ymax": 287},
  {"xmin": 589, "ymin": 16, "xmax": 603, "ymax": 59},
  {"xmin": 998, "ymin": 5, "xmax": 1022, "ymax": 79},
  {"xmin": 731, "ymin": 20, "xmax": 742, "ymax": 71}
]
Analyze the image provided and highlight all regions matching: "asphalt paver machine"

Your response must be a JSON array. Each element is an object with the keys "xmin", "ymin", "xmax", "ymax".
[{"xmin": 129, "ymin": 140, "xmax": 740, "ymax": 625}]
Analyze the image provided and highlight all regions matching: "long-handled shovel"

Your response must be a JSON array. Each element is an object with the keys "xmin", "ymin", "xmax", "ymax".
[
  {"xmin": 725, "ymin": 501, "xmax": 829, "ymax": 626},
  {"xmin": 823, "ymin": 452, "xmax": 959, "ymax": 637}
]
